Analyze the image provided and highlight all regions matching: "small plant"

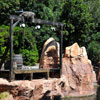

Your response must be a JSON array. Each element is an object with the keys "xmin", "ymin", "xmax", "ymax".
[{"xmin": 0, "ymin": 92, "xmax": 10, "ymax": 99}]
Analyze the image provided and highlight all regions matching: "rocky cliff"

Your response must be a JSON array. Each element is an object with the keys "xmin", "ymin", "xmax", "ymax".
[
  {"xmin": 0, "ymin": 42, "xmax": 96, "ymax": 100},
  {"xmin": 62, "ymin": 43, "xmax": 96, "ymax": 97}
]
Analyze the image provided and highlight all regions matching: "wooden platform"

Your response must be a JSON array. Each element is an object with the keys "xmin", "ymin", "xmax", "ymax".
[
  {"xmin": 0, "ymin": 68, "xmax": 60, "ymax": 80},
  {"xmin": 13, "ymin": 69, "xmax": 50, "ymax": 80}
]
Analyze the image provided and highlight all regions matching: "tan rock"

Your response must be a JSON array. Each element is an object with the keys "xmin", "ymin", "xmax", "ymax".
[
  {"xmin": 64, "ymin": 43, "xmax": 81, "ymax": 58},
  {"xmin": 5, "ymin": 95, "xmax": 14, "ymax": 100},
  {"xmin": 62, "ymin": 43, "xmax": 96, "ymax": 97},
  {"xmin": 62, "ymin": 57, "xmax": 95, "ymax": 97},
  {"xmin": 43, "ymin": 37, "xmax": 54, "ymax": 51},
  {"xmin": 92, "ymin": 71, "xmax": 97, "ymax": 83},
  {"xmin": 39, "ymin": 37, "xmax": 60, "ymax": 69},
  {"xmin": 80, "ymin": 46, "xmax": 88, "ymax": 59},
  {"xmin": 64, "ymin": 46, "xmax": 71, "ymax": 57},
  {"xmin": 0, "ymin": 78, "xmax": 9, "ymax": 85},
  {"xmin": 70, "ymin": 43, "xmax": 81, "ymax": 57}
]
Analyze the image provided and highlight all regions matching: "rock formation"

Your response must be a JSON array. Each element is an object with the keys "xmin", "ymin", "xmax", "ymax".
[
  {"xmin": 39, "ymin": 37, "xmax": 60, "ymax": 69},
  {"xmin": 0, "ymin": 78, "xmax": 65, "ymax": 100},
  {"xmin": 0, "ymin": 43, "xmax": 96, "ymax": 100},
  {"xmin": 62, "ymin": 43, "xmax": 96, "ymax": 97}
]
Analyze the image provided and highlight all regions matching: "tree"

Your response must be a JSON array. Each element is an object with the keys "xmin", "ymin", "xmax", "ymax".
[
  {"xmin": 13, "ymin": 26, "xmax": 39, "ymax": 65},
  {"xmin": 87, "ymin": 32, "xmax": 100, "ymax": 65},
  {"xmin": 21, "ymin": 0, "xmax": 64, "ymax": 55},
  {"xmin": 0, "ymin": 25, "xmax": 10, "ymax": 62},
  {"xmin": 0, "ymin": 0, "xmax": 64, "ymax": 57},
  {"xmin": 84, "ymin": 0, "xmax": 100, "ymax": 32},
  {"xmin": 0, "ymin": 25, "xmax": 39, "ymax": 66},
  {"xmin": 84, "ymin": 0, "xmax": 100, "ymax": 65},
  {"xmin": 61, "ymin": 0, "xmax": 94, "ymax": 48},
  {"xmin": 0, "ymin": 0, "xmax": 20, "ymax": 25}
]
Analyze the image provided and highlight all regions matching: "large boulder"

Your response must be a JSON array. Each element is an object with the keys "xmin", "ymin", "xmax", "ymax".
[
  {"xmin": 39, "ymin": 37, "xmax": 60, "ymax": 69},
  {"xmin": 62, "ymin": 43, "xmax": 96, "ymax": 97}
]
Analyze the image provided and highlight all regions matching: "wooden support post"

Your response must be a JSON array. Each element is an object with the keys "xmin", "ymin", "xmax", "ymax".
[
  {"xmin": 13, "ymin": 73, "xmax": 15, "ymax": 80},
  {"xmin": 9, "ymin": 15, "xmax": 24, "ymax": 81},
  {"xmin": 60, "ymin": 25, "xmax": 63, "ymax": 77},
  {"xmin": 30, "ymin": 73, "xmax": 33, "ymax": 80},
  {"xmin": 47, "ymin": 70, "xmax": 50, "ymax": 79},
  {"xmin": 9, "ymin": 18, "xmax": 14, "ymax": 81}
]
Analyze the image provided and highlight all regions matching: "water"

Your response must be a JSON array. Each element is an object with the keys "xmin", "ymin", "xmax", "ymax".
[{"xmin": 63, "ymin": 86, "xmax": 100, "ymax": 100}]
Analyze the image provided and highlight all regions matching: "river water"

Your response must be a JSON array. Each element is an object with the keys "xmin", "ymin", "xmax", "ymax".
[{"xmin": 63, "ymin": 86, "xmax": 100, "ymax": 100}]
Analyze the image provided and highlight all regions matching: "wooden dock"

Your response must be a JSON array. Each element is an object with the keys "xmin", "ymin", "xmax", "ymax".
[
  {"xmin": 0, "ymin": 67, "xmax": 60, "ymax": 80},
  {"xmin": 14, "ymin": 69, "xmax": 50, "ymax": 80}
]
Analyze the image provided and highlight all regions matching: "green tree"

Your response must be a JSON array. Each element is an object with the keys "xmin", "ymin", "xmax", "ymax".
[
  {"xmin": 0, "ymin": 25, "xmax": 39, "ymax": 66},
  {"xmin": 84, "ymin": 0, "xmax": 100, "ymax": 65},
  {"xmin": 13, "ymin": 26, "xmax": 39, "ymax": 65},
  {"xmin": 61, "ymin": 0, "xmax": 94, "ymax": 48},
  {"xmin": 87, "ymin": 32, "xmax": 100, "ymax": 65},
  {"xmin": 84, "ymin": 0, "xmax": 100, "ymax": 30},
  {"xmin": 20, "ymin": 0, "xmax": 64, "ymax": 55},
  {"xmin": 0, "ymin": 25, "xmax": 10, "ymax": 63},
  {"xmin": 0, "ymin": 0, "xmax": 20, "ymax": 25},
  {"xmin": 0, "ymin": 0, "xmax": 64, "ymax": 57}
]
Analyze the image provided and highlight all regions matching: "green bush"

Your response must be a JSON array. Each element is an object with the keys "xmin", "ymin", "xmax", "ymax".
[
  {"xmin": 0, "ymin": 92, "xmax": 10, "ymax": 99},
  {"xmin": 0, "ymin": 25, "xmax": 10, "ymax": 62},
  {"xmin": 13, "ymin": 26, "xmax": 39, "ymax": 66},
  {"xmin": 0, "ymin": 25, "xmax": 39, "ymax": 66},
  {"xmin": 87, "ymin": 32, "xmax": 100, "ymax": 66},
  {"xmin": 19, "ymin": 48, "xmax": 39, "ymax": 66}
]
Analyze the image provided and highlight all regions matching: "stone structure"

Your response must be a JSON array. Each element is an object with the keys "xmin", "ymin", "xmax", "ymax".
[
  {"xmin": 0, "ymin": 43, "xmax": 96, "ymax": 100},
  {"xmin": 62, "ymin": 43, "xmax": 96, "ymax": 96},
  {"xmin": 39, "ymin": 37, "xmax": 60, "ymax": 68}
]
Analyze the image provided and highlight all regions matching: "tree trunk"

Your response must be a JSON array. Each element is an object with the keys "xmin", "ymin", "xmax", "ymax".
[{"xmin": 0, "ymin": 43, "xmax": 10, "ymax": 69}]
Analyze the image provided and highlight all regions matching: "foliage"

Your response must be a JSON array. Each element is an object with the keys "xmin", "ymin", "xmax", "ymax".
[
  {"xmin": 0, "ymin": 25, "xmax": 10, "ymax": 62},
  {"xmin": 0, "ymin": 25, "xmax": 9, "ymax": 45},
  {"xmin": 33, "ymin": 25, "xmax": 59, "ymax": 55},
  {"xmin": 84, "ymin": 0, "xmax": 100, "ymax": 32},
  {"xmin": 0, "ymin": 0, "xmax": 100, "ymax": 66},
  {"xmin": 0, "ymin": 25, "xmax": 39, "ymax": 66},
  {"xmin": 0, "ymin": 0, "xmax": 20, "ymax": 25},
  {"xmin": 61, "ymin": 0, "xmax": 94, "ymax": 48},
  {"xmin": 13, "ymin": 26, "xmax": 39, "ymax": 65},
  {"xmin": 0, "ymin": 92, "xmax": 10, "ymax": 99},
  {"xmin": 84, "ymin": 0, "xmax": 100, "ymax": 65},
  {"xmin": 87, "ymin": 32, "xmax": 100, "ymax": 65},
  {"xmin": 23, "ymin": 0, "xmax": 64, "ymax": 54}
]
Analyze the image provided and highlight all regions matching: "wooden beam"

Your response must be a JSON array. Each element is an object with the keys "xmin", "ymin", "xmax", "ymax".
[
  {"xmin": 14, "ymin": 69, "xmax": 50, "ymax": 74},
  {"xmin": 33, "ymin": 18, "xmax": 64, "ymax": 26},
  {"xmin": 10, "ymin": 15, "xmax": 24, "ymax": 21}
]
